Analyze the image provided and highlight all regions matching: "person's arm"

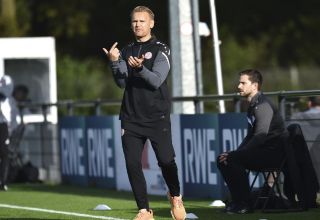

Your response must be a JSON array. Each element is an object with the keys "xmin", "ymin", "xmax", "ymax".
[
  {"xmin": 1, "ymin": 97, "xmax": 18, "ymax": 134},
  {"xmin": 240, "ymin": 102, "xmax": 273, "ymax": 150},
  {"xmin": 109, "ymin": 58, "xmax": 128, "ymax": 88},
  {"xmin": 135, "ymin": 50, "xmax": 170, "ymax": 90},
  {"xmin": 103, "ymin": 43, "xmax": 128, "ymax": 88},
  {"xmin": 237, "ymin": 131, "xmax": 251, "ymax": 150}
]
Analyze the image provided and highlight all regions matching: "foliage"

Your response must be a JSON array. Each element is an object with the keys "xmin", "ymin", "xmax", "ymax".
[
  {"xmin": 211, "ymin": 0, "xmax": 320, "ymax": 66},
  {"xmin": 199, "ymin": 0, "xmax": 320, "ymax": 106},
  {"xmin": 56, "ymin": 55, "xmax": 122, "ymax": 115},
  {"xmin": 0, "ymin": 0, "xmax": 30, "ymax": 36},
  {"xmin": 57, "ymin": 55, "xmax": 102, "ymax": 100},
  {"xmin": 24, "ymin": 0, "xmax": 168, "ymax": 58},
  {"xmin": 1, "ymin": 0, "xmax": 320, "ymax": 106}
]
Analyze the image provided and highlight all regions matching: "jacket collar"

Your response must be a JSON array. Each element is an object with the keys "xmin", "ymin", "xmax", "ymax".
[
  {"xmin": 134, "ymin": 36, "xmax": 156, "ymax": 45},
  {"xmin": 250, "ymin": 91, "xmax": 262, "ymax": 107}
]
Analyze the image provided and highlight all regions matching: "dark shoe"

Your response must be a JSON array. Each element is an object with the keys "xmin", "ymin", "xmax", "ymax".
[
  {"xmin": 223, "ymin": 201, "xmax": 236, "ymax": 213},
  {"xmin": 226, "ymin": 203, "xmax": 253, "ymax": 214},
  {"xmin": 0, "ymin": 184, "xmax": 8, "ymax": 191}
]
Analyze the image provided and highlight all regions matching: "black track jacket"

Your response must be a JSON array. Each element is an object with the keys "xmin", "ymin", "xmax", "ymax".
[
  {"xmin": 238, "ymin": 92, "xmax": 286, "ymax": 150},
  {"xmin": 109, "ymin": 36, "xmax": 171, "ymax": 124}
]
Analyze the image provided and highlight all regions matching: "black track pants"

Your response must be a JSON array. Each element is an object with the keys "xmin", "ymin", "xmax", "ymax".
[
  {"xmin": 121, "ymin": 119, "xmax": 180, "ymax": 210},
  {"xmin": 217, "ymin": 145, "xmax": 285, "ymax": 205}
]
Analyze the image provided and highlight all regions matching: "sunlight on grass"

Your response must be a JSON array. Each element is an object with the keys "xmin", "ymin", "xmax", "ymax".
[{"xmin": 0, "ymin": 184, "xmax": 319, "ymax": 220}]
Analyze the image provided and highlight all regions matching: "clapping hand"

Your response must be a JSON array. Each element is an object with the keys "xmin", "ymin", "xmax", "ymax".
[{"xmin": 128, "ymin": 55, "xmax": 144, "ymax": 69}]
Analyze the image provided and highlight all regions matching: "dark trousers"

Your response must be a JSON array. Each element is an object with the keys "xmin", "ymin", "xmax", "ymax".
[
  {"xmin": 217, "ymin": 145, "xmax": 285, "ymax": 205},
  {"xmin": 121, "ymin": 119, "xmax": 180, "ymax": 210},
  {"xmin": 0, "ymin": 123, "xmax": 9, "ymax": 186}
]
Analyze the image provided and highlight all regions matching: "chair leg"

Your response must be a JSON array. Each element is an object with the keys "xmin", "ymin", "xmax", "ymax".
[
  {"xmin": 271, "ymin": 171, "xmax": 286, "ymax": 209},
  {"xmin": 249, "ymin": 171, "xmax": 261, "ymax": 209},
  {"xmin": 249, "ymin": 171, "xmax": 260, "ymax": 191},
  {"xmin": 261, "ymin": 171, "xmax": 287, "ymax": 212},
  {"xmin": 261, "ymin": 172, "xmax": 274, "ymax": 211}
]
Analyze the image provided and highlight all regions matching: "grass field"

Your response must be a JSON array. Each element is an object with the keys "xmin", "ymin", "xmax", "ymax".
[{"xmin": 0, "ymin": 183, "xmax": 319, "ymax": 220}]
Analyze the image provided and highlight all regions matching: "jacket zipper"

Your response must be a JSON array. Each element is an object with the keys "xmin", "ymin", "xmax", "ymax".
[{"xmin": 137, "ymin": 45, "xmax": 142, "ymax": 58}]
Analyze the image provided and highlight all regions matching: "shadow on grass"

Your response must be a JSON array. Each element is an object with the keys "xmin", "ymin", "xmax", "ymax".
[
  {"xmin": 9, "ymin": 183, "xmax": 203, "ymax": 204},
  {"xmin": 145, "ymin": 205, "xmax": 320, "ymax": 220},
  {"xmin": 10, "ymin": 183, "xmax": 137, "ymax": 200},
  {"xmin": 146, "ymin": 206, "xmax": 257, "ymax": 220}
]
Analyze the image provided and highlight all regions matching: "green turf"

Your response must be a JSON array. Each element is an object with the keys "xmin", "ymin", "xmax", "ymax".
[{"xmin": 0, "ymin": 183, "xmax": 319, "ymax": 220}]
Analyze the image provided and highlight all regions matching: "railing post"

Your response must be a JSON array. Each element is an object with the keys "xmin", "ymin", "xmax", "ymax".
[
  {"xmin": 40, "ymin": 104, "xmax": 49, "ymax": 171},
  {"xmin": 194, "ymin": 97, "xmax": 201, "ymax": 114},
  {"xmin": 234, "ymin": 97, "xmax": 241, "ymax": 113},
  {"xmin": 42, "ymin": 104, "xmax": 48, "ymax": 123},
  {"xmin": 278, "ymin": 95, "xmax": 286, "ymax": 120},
  {"xmin": 95, "ymin": 100, "xmax": 101, "ymax": 116},
  {"xmin": 67, "ymin": 102, "xmax": 74, "ymax": 116},
  {"xmin": 18, "ymin": 105, "xmax": 25, "ymax": 124}
]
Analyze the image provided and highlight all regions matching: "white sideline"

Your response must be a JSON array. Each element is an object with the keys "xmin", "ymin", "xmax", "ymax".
[{"xmin": 0, "ymin": 203, "xmax": 128, "ymax": 220}]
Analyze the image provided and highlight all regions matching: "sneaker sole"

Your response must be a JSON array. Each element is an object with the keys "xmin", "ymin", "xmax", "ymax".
[
  {"xmin": 170, "ymin": 210, "xmax": 186, "ymax": 220},
  {"xmin": 135, "ymin": 218, "xmax": 154, "ymax": 220}
]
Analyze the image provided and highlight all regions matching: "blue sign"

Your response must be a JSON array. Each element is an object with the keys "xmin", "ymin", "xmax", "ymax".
[
  {"xmin": 86, "ymin": 116, "xmax": 116, "ymax": 188},
  {"xmin": 58, "ymin": 113, "xmax": 261, "ymax": 197},
  {"xmin": 218, "ymin": 113, "xmax": 247, "ymax": 196},
  {"xmin": 218, "ymin": 113, "xmax": 247, "ymax": 153},
  {"xmin": 180, "ymin": 114, "xmax": 221, "ymax": 198},
  {"xmin": 59, "ymin": 116, "xmax": 88, "ymax": 186}
]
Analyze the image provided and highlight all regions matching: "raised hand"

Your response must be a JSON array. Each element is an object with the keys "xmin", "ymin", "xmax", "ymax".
[
  {"xmin": 128, "ymin": 54, "xmax": 145, "ymax": 68},
  {"xmin": 102, "ymin": 42, "xmax": 120, "ymax": 62}
]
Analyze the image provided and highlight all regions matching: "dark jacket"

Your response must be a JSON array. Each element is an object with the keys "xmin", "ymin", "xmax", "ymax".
[
  {"xmin": 284, "ymin": 123, "xmax": 319, "ymax": 209},
  {"xmin": 238, "ymin": 92, "xmax": 286, "ymax": 150},
  {"xmin": 109, "ymin": 37, "xmax": 171, "ymax": 124}
]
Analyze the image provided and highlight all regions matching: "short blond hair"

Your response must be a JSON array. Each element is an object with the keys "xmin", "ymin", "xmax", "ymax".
[{"xmin": 131, "ymin": 6, "xmax": 154, "ymax": 20}]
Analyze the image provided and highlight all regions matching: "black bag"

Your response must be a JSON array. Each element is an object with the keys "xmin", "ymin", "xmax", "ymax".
[
  {"xmin": 250, "ymin": 184, "xmax": 291, "ymax": 209},
  {"xmin": 16, "ymin": 162, "xmax": 40, "ymax": 183}
]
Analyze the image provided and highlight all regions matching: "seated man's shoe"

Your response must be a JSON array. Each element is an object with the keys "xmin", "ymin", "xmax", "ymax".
[
  {"xmin": 223, "ymin": 201, "xmax": 236, "ymax": 213},
  {"xmin": 167, "ymin": 192, "xmax": 186, "ymax": 220},
  {"xmin": 133, "ymin": 209, "xmax": 154, "ymax": 220},
  {"xmin": 226, "ymin": 203, "xmax": 253, "ymax": 214}
]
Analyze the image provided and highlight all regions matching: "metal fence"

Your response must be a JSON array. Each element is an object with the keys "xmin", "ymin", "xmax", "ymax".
[{"xmin": 13, "ymin": 89, "xmax": 320, "ymax": 184}]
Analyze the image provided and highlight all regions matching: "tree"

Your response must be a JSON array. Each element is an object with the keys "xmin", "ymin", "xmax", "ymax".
[
  {"xmin": 2, "ymin": 0, "xmax": 320, "ymax": 105},
  {"xmin": 57, "ymin": 55, "xmax": 123, "ymax": 115},
  {"xmin": 0, "ymin": 0, "xmax": 29, "ymax": 36}
]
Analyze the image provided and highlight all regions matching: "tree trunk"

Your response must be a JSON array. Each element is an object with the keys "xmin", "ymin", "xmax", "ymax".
[{"xmin": 1, "ymin": 0, "xmax": 18, "ymax": 36}]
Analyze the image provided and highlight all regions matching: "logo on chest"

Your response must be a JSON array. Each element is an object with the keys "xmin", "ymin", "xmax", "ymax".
[{"xmin": 144, "ymin": 52, "xmax": 153, "ymax": 59}]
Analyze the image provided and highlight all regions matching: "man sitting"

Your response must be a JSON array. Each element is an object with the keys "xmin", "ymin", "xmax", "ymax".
[{"xmin": 217, "ymin": 69, "xmax": 286, "ymax": 214}]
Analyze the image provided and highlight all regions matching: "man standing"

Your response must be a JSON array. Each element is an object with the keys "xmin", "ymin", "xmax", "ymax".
[
  {"xmin": 217, "ymin": 69, "xmax": 286, "ymax": 213},
  {"xmin": 103, "ymin": 6, "xmax": 186, "ymax": 220},
  {"xmin": 0, "ymin": 75, "xmax": 18, "ymax": 191}
]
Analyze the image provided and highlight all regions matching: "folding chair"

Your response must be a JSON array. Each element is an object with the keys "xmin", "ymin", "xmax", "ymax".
[{"xmin": 249, "ymin": 157, "xmax": 287, "ymax": 212}]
